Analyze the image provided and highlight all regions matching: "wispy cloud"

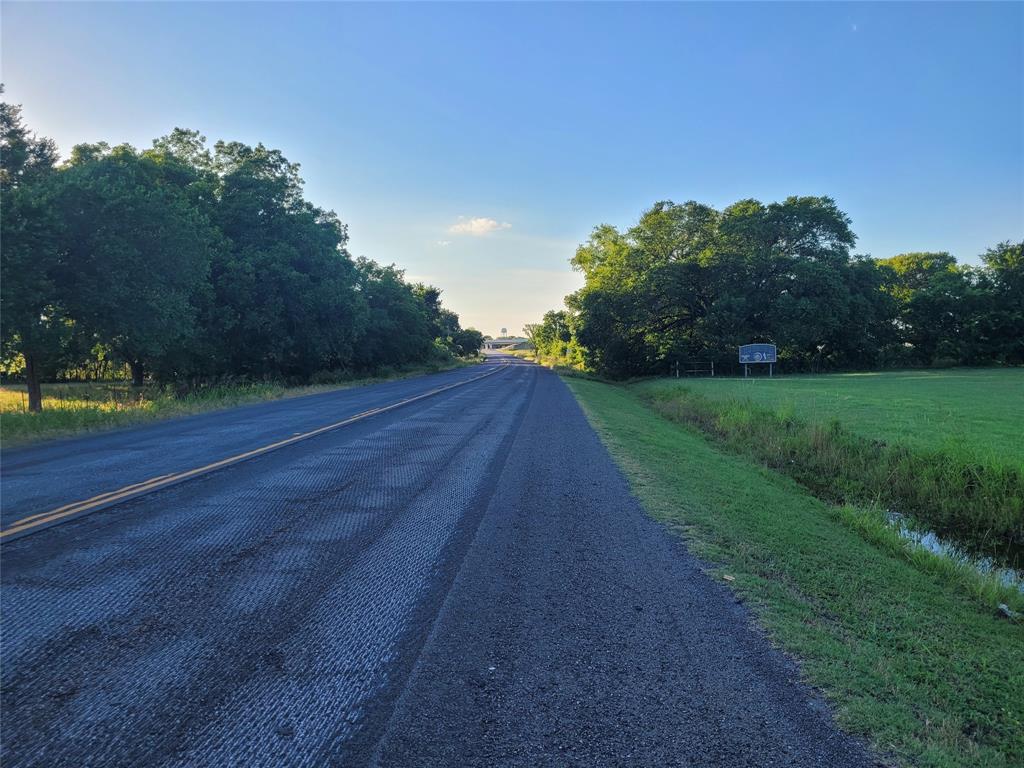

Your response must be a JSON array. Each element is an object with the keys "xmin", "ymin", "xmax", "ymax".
[
  {"xmin": 448, "ymin": 216, "xmax": 511, "ymax": 236},
  {"xmin": 436, "ymin": 240, "xmax": 451, "ymax": 247}
]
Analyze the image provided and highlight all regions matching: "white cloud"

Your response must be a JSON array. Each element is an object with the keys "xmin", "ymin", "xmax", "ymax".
[
  {"xmin": 448, "ymin": 216, "xmax": 512, "ymax": 236},
  {"xmin": 436, "ymin": 240, "xmax": 451, "ymax": 247}
]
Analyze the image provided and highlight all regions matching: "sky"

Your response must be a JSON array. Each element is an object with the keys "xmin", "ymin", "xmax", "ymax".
[{"xmin": 3, "ymin": 2, "xmax": 1022, "ymax": 337}]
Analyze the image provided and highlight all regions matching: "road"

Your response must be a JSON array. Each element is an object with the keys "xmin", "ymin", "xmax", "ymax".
[{"xmin": 1, "ymin": 356, "xmax": 873, "ymax": 767}]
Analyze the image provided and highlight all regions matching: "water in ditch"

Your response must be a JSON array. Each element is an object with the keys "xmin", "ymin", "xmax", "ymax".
[{"xmin": 886, "ymin": 511, "xmax": 1024, "ymax": 594}]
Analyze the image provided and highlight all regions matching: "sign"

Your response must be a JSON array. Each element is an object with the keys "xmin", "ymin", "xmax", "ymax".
[{"xmin": 739, "ymin": 343, "xmax": 777, "ymax": 364}]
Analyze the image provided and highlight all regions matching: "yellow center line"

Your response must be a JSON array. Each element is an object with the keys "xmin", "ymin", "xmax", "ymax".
[
  {"xmin": 8, "ymin": 474, "xmax": 178, "ymax": 526},
  {"xmin": 1, "ymin": 364, "xmax": 508, "ymax": 540}
]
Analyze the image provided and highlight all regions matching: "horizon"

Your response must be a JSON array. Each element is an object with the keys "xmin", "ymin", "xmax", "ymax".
[{"xmin": 3, "ymin": 1, "xmax": 1021, "ymax": 336}]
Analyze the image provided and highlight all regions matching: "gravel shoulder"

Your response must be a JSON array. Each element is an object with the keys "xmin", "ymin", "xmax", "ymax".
[{"xmin": 370, "ymin": 368, "xmax": 874, "ymax": 767}]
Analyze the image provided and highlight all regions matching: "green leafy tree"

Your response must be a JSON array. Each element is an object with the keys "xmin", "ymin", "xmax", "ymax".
[
  {"xmin": 54, "ymin": 144, "xmax": 218, "ymax": 385},
  {"xmin": 0, "ymin": 99, "xmax": 62, "ymax": 410},
  {"xmin": 352, "ymin": 259, "xmax": 433, "ymax": 369},
  {"xmin": 0, "ymin": 96, "xmax": 59, "ymax": 189},
  {"xmin": 452, "ymin": 327, "xmax": 484, "ymax": 356},
  {"xmin": 969, "ymin": 241, "xmax": 1024, "ymax": 364},
  {"xmin": 523, "ymin": 310, "xmax": 583, "ymax": 367},
  {"xmin": 208, "ymin": 140, "xmax": 366, "ymax": 379},
  {"xmin": 560, "ymin": 196, "xmax": 898, "ymax": 377},
  {"xmin": 878, "ymin": 252, "xmax": 973, "ymax": 365},
  {"xmin": 411, "ymin": 283, "xmax": 466, "ymax": 354}
]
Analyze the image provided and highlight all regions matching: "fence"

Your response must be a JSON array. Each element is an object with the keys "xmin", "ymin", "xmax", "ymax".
[{"xmin": 671, "ymin": 361, "xmax": 715, "ymax": 378}]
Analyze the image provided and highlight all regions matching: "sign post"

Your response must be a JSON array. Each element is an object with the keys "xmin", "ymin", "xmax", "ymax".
[{"xmin": 738, "ymin": 343, "xmax": 777, "ymax": 377}]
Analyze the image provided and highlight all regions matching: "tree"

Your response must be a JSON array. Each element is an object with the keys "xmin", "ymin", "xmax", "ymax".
[
  {"xmin": 522, "ymin": 309, "xmax": 583, "ymax": 367},
  {"xmin": 54, "ymin": 144, "xmax": 218, "ymax": 385},
  {"xmin": 715, "ymin": 196, "xmax": 859, "ymax": 367},
  {"xmin": 352, "ymin": 259, "xmax": 433, "ymax": 369},
  {"xmin": 559, "ymin": 196, "xmax": 897, "ymax": 377},
  {"xmin": 878, "ymin": 252, "xmax": 972, "ymax": 365},
  {"xmin": 206, "ymin": 140, "xmax": 366, "ymax": 380},
  {"xmin": 411, "ymin": 283, "xmax": 468, "ymax": 355},
  {"xmin": 0, "ymin": 99, "xmax": 62, "ymax": 410},
  {"xmin": 0, "ymin": 98, "xmax": 58, "ymax": 189},
  {"xmin": 970, "ymin": 241, "xmax": 1024, "ymax": 364},
  {"xmin": 452, "ymin": 328, "xmax": 484, "ymax": 357}
]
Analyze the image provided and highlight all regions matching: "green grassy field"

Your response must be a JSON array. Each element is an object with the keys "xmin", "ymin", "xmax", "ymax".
[
  {"xmin": 631, "ymin": 370, "xmax": 1023, "ymax": 561},
  {"xmin": 0, "ymin": 359, "xmax": 475, "ymax": 447},
  {"xmin": 566, "ymin": 377, "xmax": 1024, "ymax": 768},
  {"xmin": 640, "ymin": 369, "xmax": 1024, "ymax": 465}
]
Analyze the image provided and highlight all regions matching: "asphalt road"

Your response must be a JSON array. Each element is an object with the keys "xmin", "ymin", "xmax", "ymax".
[{"xmin": 1, "ymin": 356, "xmax": 873, "ymax": 767}]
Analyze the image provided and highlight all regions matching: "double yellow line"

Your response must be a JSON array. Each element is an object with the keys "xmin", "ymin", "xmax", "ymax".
[{"xmin": 1, "ymin": 364, "xmax": 508, "ymax": 541}]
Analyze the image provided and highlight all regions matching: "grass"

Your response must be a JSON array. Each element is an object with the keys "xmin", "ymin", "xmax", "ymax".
[
  {"xmin": 503, "ymin": 348, "xmax": 593, "ymax": 377},
  {"xmin": 647, "ymin": 369, "xmax": 1024, "ymax": 465},
  {"xmin": 565, "ymin": 377, "xmax": 1024, "ymax": 768},
  {"xmin": 0, "ymin": 359, "xmax": 476, "ymax": 447},
  {"xmin": 633, "ymin": 371, "xmax": 1024, "ymax": 563}
]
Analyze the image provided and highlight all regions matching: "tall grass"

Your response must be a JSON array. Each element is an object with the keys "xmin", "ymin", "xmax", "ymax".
[
  {"xmin": 0, "ymin": 359, "xmax": 475, "ymax": 447},
  {"xmin": 643, "ymin": 388, "xmax": 1023, "ymax": 564},
  {"xmin": 0, "ymin": 381, "xmax": 291, "ymax": 445}
]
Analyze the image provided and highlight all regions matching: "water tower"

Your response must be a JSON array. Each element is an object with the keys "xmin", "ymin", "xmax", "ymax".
[{"xmin": 501, "ymin": 327, "xmax": 507, "ymax": 338}]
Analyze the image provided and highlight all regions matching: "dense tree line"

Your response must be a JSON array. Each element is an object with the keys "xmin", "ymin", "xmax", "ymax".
[
  {"xmin": 528, "ymin": 197, "xmax": 1021, "ymax": 378},
  {"xmin": 1, "ymin": 101, "xmax": 483, "ymax": 410}
]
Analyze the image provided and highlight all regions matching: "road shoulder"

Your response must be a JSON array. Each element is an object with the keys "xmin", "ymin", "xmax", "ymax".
[
  {"xmin": 564, "ymin": 377, "xmax": 1023, "ymax": 768},
  {"xmin": 371, "ymin": 369, "xmax": 874, "ymax": 767}
]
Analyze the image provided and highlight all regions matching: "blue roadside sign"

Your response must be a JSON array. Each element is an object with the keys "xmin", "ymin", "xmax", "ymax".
[{"xmin": 739, "ymin": 343, "xmax": 777, "ymax": 363}]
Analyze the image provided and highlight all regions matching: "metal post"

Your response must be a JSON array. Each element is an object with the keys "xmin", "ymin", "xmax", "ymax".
[
  {"xmin": 711, "ymin": 361, "xmax": 714, "ymax": 377},
  {"xmin": 744, "ymin": 364, "xmax": 748, "ymax": 378},
  {"xmin": 770, "ymin": 363, "xmax": 773, "ymax": 378}
]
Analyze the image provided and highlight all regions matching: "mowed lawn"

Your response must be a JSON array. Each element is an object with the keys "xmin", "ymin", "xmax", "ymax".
[{"xmin": 637, "ymin": 369, "xmax": 1024, "ymax": 466}]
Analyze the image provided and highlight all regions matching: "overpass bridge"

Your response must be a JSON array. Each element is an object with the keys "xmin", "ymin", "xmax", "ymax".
[{"xmin": 482, "ymin": 336, "xmax": 530, "ymax": 351}]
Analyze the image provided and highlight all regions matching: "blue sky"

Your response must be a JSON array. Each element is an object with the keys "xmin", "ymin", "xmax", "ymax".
[{"xmin": 3, "ymin": 2, "xmax": 1022, "ymax": 336}]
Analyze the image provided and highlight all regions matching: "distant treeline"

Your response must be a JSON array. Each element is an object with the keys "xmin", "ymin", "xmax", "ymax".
[
  {"xmin": 526, "ymin": 198, "xmax": 1022, "ymax": 378},
  {"xmin": 1, "ymin": 101, "xmax": 483, "ymax": 411}
]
